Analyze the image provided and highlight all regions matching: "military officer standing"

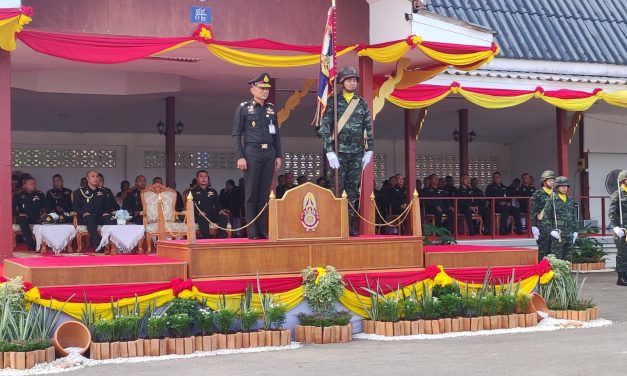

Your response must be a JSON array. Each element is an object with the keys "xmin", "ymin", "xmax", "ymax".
[
  {"xmin": 530, "ymin": 170, "xmax": 555, "ymax": 259},
  {"xmin": 45, "ymin": 174, "xmax": 73, "ymax": 223},
  {"xmin": 232, "ymin": 73, "xmax": 282, "ymax": 239},
  {"xmin": 191, "ymin": 170, "xmax": 228, "ymax": 239},
  {"xmin": 542, "ymin": 176, "xmax": 578, "ymax": 260},
  {"xmin": 318, "ymin": 66, "xmax": 374, "ymax": 236},
  {"xmin": 13, "ymin": 176, "xmax": 46, "ymax": 250},
  {"xmin": 123, "ymin": 175, "xmax": 147, "ymax": 225},
  {"xmin": 609, "ymin": 170, "xmax": 627, "ymax": 286},
  {"xmin": 73, "ymin": 169, "xmax": 116, "ymax": 251}
]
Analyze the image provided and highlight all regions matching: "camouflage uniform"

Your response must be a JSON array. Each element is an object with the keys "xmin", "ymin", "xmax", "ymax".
[
  {"xmin": 541, "ymin": 177, "xmax": 577, "ymax": 261},
  {"xmin": 608, "ymin": 170, "xmax": 627, "ymax": 283},
  {"xmin": 318, "ymin": 85, "xmax": 374, "ymax": 217},
  {"xmin": 530, "ymin": 170, "xmax": 555, "ymax": 259}
]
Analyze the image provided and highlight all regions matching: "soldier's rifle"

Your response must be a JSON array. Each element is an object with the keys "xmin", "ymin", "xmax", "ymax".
[
  {"xmin": 618, "ymin": 176, "xmax": 626, "ymax": 240},
  {"xmin": 552, "ymin": 192, "xmax": 562, "ymax": 243}
]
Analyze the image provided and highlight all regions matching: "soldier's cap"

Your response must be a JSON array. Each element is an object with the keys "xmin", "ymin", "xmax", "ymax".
[
  {"xmin": 338, "ymin": 66, "xmax": 359, "ymax": 84},
  {"xmin": 248, "ymin": 73, "xmax": 272, "ymax": 88},
  {"xmin": 540, "ymin": 170, "xmax": 556, "ymax": 182},
  {"xmin": 618, "ymin": 170, "xmax": 627, "ymax": 183},
  {"xmin": 554, "ymin": 176, "xmax": 570, "ymax": 187}
]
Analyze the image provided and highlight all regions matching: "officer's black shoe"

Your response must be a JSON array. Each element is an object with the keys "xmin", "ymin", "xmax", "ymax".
[{"xmin": 617, "ymin": 273, "xmax": 627, "ymax": 286}]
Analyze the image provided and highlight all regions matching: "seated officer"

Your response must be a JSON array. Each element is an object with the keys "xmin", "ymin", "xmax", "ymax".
[
  {"xmin": 422, "ymin": 174, "xmax": 454, "ymax": 233},
  {"xmin": 45, "ymin": 174, "xmax": 73, "ymax": 223},
  {"xmin": 13, "ymin": 176, "xmax": 46, "ymax": 250},
  {"xmin": 485, "ymin": 171, "xmax": 523, "ymax": 235},
  {"xmin": 191, "ymin": 170, "xmax": 229, "ymax": 239},
  {"xmin": 73, "ymin": 169, "xmax": 116, "ymax": 251},
  {"xmin": 123, "ymin": 175, "xmax": 147, "ymax": 225}
]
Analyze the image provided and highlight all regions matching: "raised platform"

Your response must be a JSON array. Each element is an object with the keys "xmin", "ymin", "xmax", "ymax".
[
  {"xmin": 157, "ymin": 235, "xmax": 425, "ymax": 279},
  {"xmin": 3, "ymin": 255, "xmax": 187, "ymax": 287},
  {"xmin": 424, "ymin": 245, "xmax": 537, "ymax": 268}
]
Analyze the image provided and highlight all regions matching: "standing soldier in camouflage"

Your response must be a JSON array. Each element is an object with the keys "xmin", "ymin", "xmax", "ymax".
[
  {"xmin": 318, "ymin": 66, "xmax": 374, "ymax": 236},
  {"xmin": 531, "ymin": 170, "xmax": 555, "ymax": 260},
  {"xmin": 609, "ymin": 170, "xmax": 627, "ymax": 286},
  {"xmin": 542, "ymin": 176, "xmax": 578, "ymax": 260}
]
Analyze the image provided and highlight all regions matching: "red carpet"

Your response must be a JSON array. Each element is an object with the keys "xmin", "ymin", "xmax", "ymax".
[
  {"xmin": 5, "ymin": 255, "xmax": 182, "ymax": 267},
  {"xmin": 424, "ymin": 245, "xmax": 534, "ymax": 253}
]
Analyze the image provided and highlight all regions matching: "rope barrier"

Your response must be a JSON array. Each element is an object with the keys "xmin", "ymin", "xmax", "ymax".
[{"xmin": 194, "ymin": 202, "xmax": 269, "ymax": 232}]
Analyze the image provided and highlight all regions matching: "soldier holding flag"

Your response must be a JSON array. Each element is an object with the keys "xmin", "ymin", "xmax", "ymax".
[
  {"xmin": 541, "ymin": 176, "xmax": 578, "ymax": 260},
  {"xmin": 609, "ymin": 170, "xmax": 627, "ymax": 286}
]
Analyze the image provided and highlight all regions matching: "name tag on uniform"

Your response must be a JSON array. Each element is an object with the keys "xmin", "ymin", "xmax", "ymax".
[{"xmin": 269, "ymin": 121, "xmax": 276, "ymax": 134}]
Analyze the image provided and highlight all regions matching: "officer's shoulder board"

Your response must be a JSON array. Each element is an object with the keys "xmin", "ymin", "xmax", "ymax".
[{"xmin": 240, "ymin": 101, "xmax": 247, "ymax": 107}]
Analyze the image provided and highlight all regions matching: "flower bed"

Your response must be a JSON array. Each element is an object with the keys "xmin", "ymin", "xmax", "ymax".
[
  {"xmin": 547, "ymin": 307, "xmax": 600, "ymax": 321},
  {"xmin": 571, "ymin": 261, "xmax": 605, "ymax": 271},
  {"xmin": 295, "ymin": 324, "xmax": 352, "ymax": 344},
  {"xmin": 0, "ymin": 347, "xmax": 55, "ymax": 370}
]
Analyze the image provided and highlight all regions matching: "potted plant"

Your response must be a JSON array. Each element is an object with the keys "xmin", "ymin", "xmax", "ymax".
[
  {"xmin": 239, "ymin": 285, "xmax": 260, "ymax": 348},
  {"xmin": 198, "ymin": 308, "xmax": 218, "ymax": 351},
  {"xmin": 572, "ymin": 227, "xmax": 607, "ymax": 270},
  {"xmin": 296, "ymin": 266, "xmax": 351, "ymax": 344},
  {"xmin": 213, "ymin": 296, "xmax": 237, "ymax": 350}
]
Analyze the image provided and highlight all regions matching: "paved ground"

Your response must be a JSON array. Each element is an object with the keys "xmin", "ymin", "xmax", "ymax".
[{"xmin": 66, "ymin": 272, "xmax": 627, "ymax": 376}]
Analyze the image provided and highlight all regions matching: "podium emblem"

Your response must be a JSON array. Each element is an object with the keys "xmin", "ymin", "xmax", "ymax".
[{"xmin": 300, "ymin": 192, "xmax": 320, "ymax": 231}]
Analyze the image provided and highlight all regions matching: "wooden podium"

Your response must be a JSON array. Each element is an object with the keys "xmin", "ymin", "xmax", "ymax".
[{"xmin": 157, "ymin": 182, "xmax": 425, "ymax": 278}]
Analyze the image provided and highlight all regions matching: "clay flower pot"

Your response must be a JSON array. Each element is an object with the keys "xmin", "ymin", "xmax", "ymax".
[
  {"xmin": 53, "ymin": 320, "xmax": 92, "ymax": 357},
  {"xmin": 529, "ymin": 292, "xmax": 550, "ymax": 322}
]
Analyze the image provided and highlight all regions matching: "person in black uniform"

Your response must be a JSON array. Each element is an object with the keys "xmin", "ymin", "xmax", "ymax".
[
  {"xmin": 45, "ymin": 174, "xmax": 73, "ymax": 223},
  {"xmin": 97, "ymin": 173, "xmax": 118, "ymax": 210},
  {"xmin": 73, "ymin": 169, "xmax": 115, "ymax": 250},
  {"xmin": 232, "ymin": 73, "xmax": 282, "ymax": 240},
  {"xmin": 14, "ymin": 176, "xmax": 46, "ymax": 250},
  {"xmin": 485, "ymin": 171, "xmax": 523, "ymax": 235},
  {"xmin": 123, "ymin": 175, "xmax": 147, "ymax": 225},
  {"xmin": 513, "ymin": 173, "xmax": 535, "ymax": 214},
  {"xmin": 191, "ymin": 170, "xmax": 228, "ymax": 239},
  {"xmin": 456, "ymin": 175, "xmax": 479, "ymax": 235},
  {"xmin": 470, "ymin": 177, "xmax": 492, "ymax": 235},
  {"xmin": 422, "ymin": 174, "xmax": 454, "ymax": 232}
]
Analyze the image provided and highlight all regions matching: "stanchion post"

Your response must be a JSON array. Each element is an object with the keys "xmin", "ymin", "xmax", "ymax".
[
  {"xmin": 269, "ymin": 191, "xmax": 278, "ymax": 241},
  {"xmin": 369, "ymin": 192, "xmax": 376, "ymax": 235},
  {"xmin": 411, "ymin": 189, "xmax": 422, "ymax": 237},
  {"xmin": 186, "ymin": 192, "xmax": 196, "ymax": 244},
  {"xmin": 341, "ymin": 190, "xmax": 349, "ymax": 239}
]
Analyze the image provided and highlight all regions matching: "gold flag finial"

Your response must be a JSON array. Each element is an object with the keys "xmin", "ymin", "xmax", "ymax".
[
  {"xmin": 413, "ymin": 189, "xmax": 419, "ymax": 198},
  {"xmin": 187, "ymin": 192, "xmax": 193, "ymax": 201},
  {"xmin": 269, "ymin": 191, "xmax": 276, "ymax": 199},
  {"xmin": 341, "ymin": 190, "xmax": 347, "ymax": 199}
]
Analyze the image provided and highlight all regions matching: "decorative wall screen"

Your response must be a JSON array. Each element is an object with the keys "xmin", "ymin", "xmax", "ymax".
[
  {"xmin": 143, "ymin": 151, "xmax": 237, "ymax": 169},
  {"xmin": 12, "ymin": 149, "xmax": 116, "ymax": 168},
  {"xmin": 283, "ymin": 152, "xmax": 323, "ymax": 181},
  {"xmin": 416, "ymin": 154, "xmax": 498, "ymax": 189},
  {"xmin": 373, "ymin": 154, "xmax": 387, "ymax": 188}
]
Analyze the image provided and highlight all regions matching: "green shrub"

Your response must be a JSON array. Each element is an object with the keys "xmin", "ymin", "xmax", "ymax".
[
  {"xmin": 297, "ymin": 311, "xmax": 352, "ymax": 327},
  {"xmin": 517, "ymin": 294, "xmax": 531, "ymax": 314},
  {"xmin": 165, "ymin": 298, "xmax": 200, "ymax": 321},
  {"xmin": 198, "ymin": 310, "xmax": 214, "ymax": 335},
  {"xmin": 439, "ymin": 294, "xmax": 461, "ymax": 318},
  {"xmin": 214, "ymin": 308, "xmax": 237, "ymax": 334},
  {"xmin": 146, "ymin": 316, "xmax": 167, "ymax": 339},
  {"xmin": 94, "ymin": 319, "xmax": 114, "ymax": 342},
  {"xmin": 498, "ymin": 294, "xmax": 517, "ymax": 315},
  {"xmin": 239, "ymin": 309, "xmax": 259, "ymax": 332},
  {"xmin": 167, "ymin": 313, "xmax": 193, "ymax": 338},
  {"xmin": 114, "ymin": 315, "xmax": 141, "ymax": 341},
  {"xmin": 268, "ymin": 304, "xmax": 287, "ymax": 330},
  {"xmin": 302, "ymin": 266, "xmax": 345, "ymax": 315},
  {"xmin": 483, "ymin": 294, "xmax": 499, "ymax": 316},
  {"xmin": 432, "ymin": 283, "xmax": 461, "ymax": 298},
  {"xmin": 401, "ymin": 296, "xmax": 420, "ymax": 321}
]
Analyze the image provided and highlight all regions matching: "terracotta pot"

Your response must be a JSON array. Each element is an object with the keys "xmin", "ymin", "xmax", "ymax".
[
  {"xmin": 295, "ymin": 325, "xmax": 305, "ymax": 342},
  {"xmin": 528, "ymin": 293, "xmax": 550, "ymax": 322},
  {"xmin": 184, "ymin": 337, "xmax": 194, "ymax": 354},
  {"xmin": 53, "ymin": 320, "xmax": 92, "ymax": 357},
  {"xmin": 119, "ymin": 341, "xmax": 129, "ymax": 358},
  {"xmin": 281, "ymin": 329, "xmax": 291, "ymax": 346}
]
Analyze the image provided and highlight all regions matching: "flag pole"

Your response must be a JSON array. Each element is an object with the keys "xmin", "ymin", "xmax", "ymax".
[{"xmin": 332, "ymin": 0, "xmax": 339, "ymax": 197}]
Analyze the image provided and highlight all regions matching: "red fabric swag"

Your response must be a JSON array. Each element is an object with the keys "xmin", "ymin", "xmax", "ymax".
[
  {"xmin": 344, "ymin": 265, "xmax": 441, "ymax": 295},
  {"xmin": 444, "ymin": 258, "xmax": 552, "ymax": 284},
  {"xmin": 37, "ymin": 281, "xmax": 173, "ymax": 303},
  {"xmin": 193, "ymin": 276, "xmax": 303, "ymax": 295}
]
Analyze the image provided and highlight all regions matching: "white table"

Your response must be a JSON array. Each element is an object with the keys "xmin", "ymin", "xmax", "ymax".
[
  {"xmin": 33, "ymin": 224, "xmax": 76, "ymax": 255},
  {"xmin": 96, "ymin": 225, "xmax": 145, "ymax": 254}
]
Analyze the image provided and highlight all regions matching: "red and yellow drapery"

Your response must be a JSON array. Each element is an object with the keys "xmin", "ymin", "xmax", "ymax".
[{"xmin": 16, "ymin": 260, "xmax": 553, "ymax": 320}]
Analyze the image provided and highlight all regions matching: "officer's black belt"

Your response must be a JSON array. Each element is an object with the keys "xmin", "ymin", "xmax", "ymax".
[{"xmin": 245, "ymin": 142, "xmax": 273, "ymax": 149}]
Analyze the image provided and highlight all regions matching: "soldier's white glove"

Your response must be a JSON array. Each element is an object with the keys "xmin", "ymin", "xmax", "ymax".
[
  {"xmin": 614, "ymin": 226, "xmax": 625, "ymax": 237},
  {"xmin": 326, "ymin": 152, "xmax": 340, "ymax": 169},
  {"xmin": 362, "ymin": 151, "xmax": 373, "ymax": 170},
  {"xmin": 572, "ymin": 232, "xmax": 578, "ymax": 244},
  {"xmin": 48, "ymin": 213, "xmax": 59, "ymax": 220},
  {"xmin": 550, "ymin": 230, "xmax": 560, "ymax": 240},
  {"xmin": 531, "ymin": 226, "xmax": 540, "ymax": 240}
]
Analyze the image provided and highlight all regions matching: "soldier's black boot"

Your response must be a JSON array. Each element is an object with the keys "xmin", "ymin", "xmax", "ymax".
[
  {"xmin": 349, "ymin": 216, "xmax": 360, "ymax": 237},
  {"xmin": 617, "ymin": 273, "xmax": 627, "ymax": 286}
]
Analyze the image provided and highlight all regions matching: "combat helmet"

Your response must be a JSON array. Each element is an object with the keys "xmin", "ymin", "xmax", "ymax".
[
  {"xmin": 337, "ymin": 66, "xmax": 359, "ymax": 83},
  {"xmin": 553, "ymin": 176, "xmax": 570, "ymax": 187},
  {"xmin": 540, "ymin": 170, "xmax": 556, "ymax": 182}
]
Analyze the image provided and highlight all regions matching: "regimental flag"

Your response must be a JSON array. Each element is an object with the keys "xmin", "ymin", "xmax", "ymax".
[{"xmin": 313, "ymin": 5, "xmax": 336, "ymax": 127}]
